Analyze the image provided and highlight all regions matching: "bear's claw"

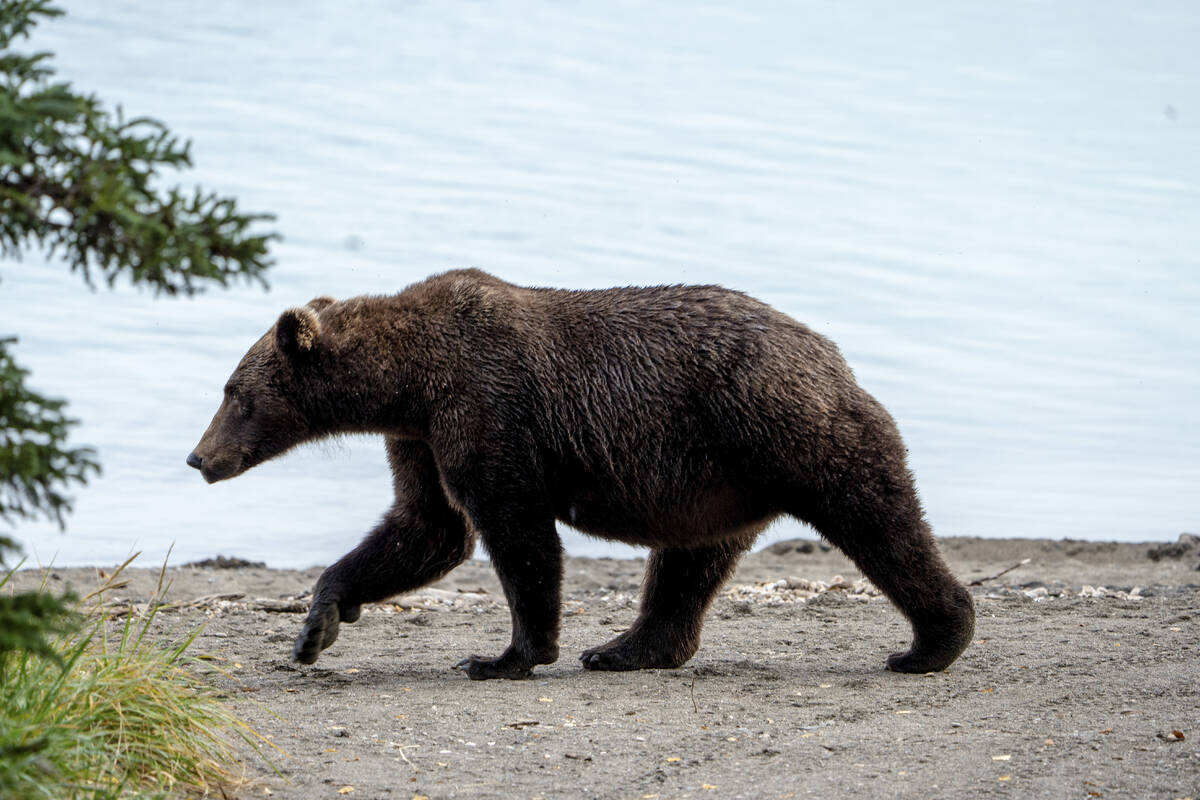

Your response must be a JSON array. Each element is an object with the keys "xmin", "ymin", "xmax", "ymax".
[
  {"xmin": 293, "ymin": 600, "xmax": 359, "ymax": 664},
  {"xmin": 579, "ymin": 647, "xmax": 684, "ymax": 671},
  {"xmin": 579, "ymin": 630, "xmax": 688, "ymax": 671},
  {"xmin": 580, "ymin": 650, "xmax": 640, "ymax": 670},
  {"xmin": 454, "ymin": 654, "xmax": 534, "ymax": 680}
]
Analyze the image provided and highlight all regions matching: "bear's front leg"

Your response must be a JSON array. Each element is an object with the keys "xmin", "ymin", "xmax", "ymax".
[
  {"xmin": 453, "ymin": 512, "xmax": 563, "ymax": 680},
  {"xmin": 293, "ymin": 438, "xmax": 475, "ymax": 665},
  {"xmin": 293, "ymin": 510, "xmax": 476, "ymax": 663}
]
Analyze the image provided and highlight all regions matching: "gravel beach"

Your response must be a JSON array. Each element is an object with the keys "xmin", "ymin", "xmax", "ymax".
[{"xmin": 11, "ymin": 536, "xmax": 1200, "ymax": 799}]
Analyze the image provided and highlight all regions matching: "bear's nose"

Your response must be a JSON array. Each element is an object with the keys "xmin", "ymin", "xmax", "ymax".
[{"xmin": 186, "ymin": 452, "xmax": 203, "ymax": 470}]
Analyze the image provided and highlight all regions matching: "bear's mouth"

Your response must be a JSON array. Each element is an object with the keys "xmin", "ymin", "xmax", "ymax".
[
  {"xmin": 188, "ymin": 452, "xmax": 243, "ymax": 484},
  {"xmin": 202, "ymin": 460, "xmax": 242, "ymax": 483}
]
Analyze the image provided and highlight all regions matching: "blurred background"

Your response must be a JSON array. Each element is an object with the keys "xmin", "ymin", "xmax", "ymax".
[{"xmin": 3, "ymin": 0, "xmax": 1197, "ymax": 567}]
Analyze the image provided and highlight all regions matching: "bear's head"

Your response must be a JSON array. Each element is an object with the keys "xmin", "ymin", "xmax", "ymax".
[{"xmin": 186, "ymin": 297, "xmax": 337, "ymax": 483}]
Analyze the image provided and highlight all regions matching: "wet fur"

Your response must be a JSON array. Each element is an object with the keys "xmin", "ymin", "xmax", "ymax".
[{"xmin": 189, "ymin": 269, "xmax": 975, "ymax": 679}]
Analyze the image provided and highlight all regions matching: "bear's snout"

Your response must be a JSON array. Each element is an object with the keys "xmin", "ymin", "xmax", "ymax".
[
  {"xmin": 186, "ymin": 450, "xmax": 223, "ymax": 482},
  {"xmin": 186, "ymin": 446, "xmax": 243, "ymax": 483}
]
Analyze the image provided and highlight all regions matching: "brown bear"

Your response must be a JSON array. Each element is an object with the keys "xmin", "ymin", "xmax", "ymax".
[{"xmin": 187, "ymin": 269, "xmax": 974, "ymax": 679}]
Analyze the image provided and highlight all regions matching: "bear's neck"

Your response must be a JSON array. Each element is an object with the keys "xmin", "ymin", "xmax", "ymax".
[{"xmin": 317, "ymin": 302, "xmax": 432, "ymax": 439}]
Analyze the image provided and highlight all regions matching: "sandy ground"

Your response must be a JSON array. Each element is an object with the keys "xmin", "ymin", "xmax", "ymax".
[{"xmin": 11, "ymin": 536, "xmax": 1200, "ymax": 799}]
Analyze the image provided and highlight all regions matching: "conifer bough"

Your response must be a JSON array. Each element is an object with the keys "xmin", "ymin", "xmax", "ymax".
[
  {"xmin": 0, "ymin": 0, "xmax": 276, "ymax": 538},
  {"xmin": 0, "ymin": 1, "xmax": 277, "ymax": 296}
]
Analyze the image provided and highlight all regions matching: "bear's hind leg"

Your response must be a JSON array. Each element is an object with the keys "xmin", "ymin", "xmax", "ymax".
[
  {"xmin": 581, "ymin": 541, "xmax": 745, "ymax": 671},
  {"xmin": 294, "ymin": 439, "xmax": 475, "ymax": 665},
  {"xmin": 795, "ymin": 471, "xmax": 975, "ymax": 673}
]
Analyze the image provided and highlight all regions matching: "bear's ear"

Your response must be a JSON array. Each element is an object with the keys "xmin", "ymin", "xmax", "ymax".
[
  {"xmin": 306, "ymin": 295, "xmax": 337, "ymax": 312},
  {"xmin": 275, "ymin": 307, "xmax": 321, "ymax": 359}
]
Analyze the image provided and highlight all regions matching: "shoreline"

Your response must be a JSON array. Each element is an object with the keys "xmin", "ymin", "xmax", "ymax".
[
  {"xmin": 12, "ymin": 535, "xmax": 1199, "ymax": 602},
  {"xmin": 6, "ymin": 535, "xmax": 1198, "ymax": 799}
]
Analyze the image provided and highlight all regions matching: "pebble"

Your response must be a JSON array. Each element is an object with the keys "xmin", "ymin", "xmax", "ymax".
[
  {"xmin": 726, "ymin": 577, "xmax": 882, "ymax": 606},
  {"xmin": 982, "ymin": 583, "xmax": 1148, "ymax": 602}
]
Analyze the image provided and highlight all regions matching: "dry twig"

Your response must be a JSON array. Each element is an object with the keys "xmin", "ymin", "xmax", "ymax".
[{"xmin": 969, "ymin": 558, "xmax": 1031, "ymax": 586}]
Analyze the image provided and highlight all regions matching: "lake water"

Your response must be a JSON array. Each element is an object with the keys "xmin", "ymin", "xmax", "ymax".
[{"xmin": 3, "ymin": 1, "xmax": 1197, "ymax": 568}]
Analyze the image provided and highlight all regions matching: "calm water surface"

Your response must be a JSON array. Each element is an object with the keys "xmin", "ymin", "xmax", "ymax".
[{"xmin": 4, "ymin": 1, "xmax": 1198, "ymax": 567}]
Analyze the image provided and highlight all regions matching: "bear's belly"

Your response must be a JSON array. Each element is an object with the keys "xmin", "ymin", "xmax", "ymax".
[{"xmin": 555, "ymin": 487, "xmax": 776, "ymax": 549}]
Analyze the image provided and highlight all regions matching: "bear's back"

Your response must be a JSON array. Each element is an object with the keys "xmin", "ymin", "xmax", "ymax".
[{"xmin": 416, "ymin": 271, "xmax": 861, "ymax": 482}]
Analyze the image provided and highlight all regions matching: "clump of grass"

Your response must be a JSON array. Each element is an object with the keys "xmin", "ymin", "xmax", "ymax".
[{"xmin": 0, "ymin": 554, "xmax": 270, "ymax": 799}]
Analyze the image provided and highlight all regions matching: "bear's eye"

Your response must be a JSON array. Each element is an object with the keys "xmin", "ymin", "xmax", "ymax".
[{"xmin": 238, "ymin": 395, "xmax": 254, "ymax": 419}]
